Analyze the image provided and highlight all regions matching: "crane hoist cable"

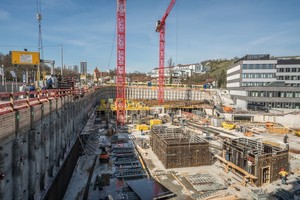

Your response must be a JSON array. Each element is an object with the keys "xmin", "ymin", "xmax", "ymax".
[{"xmin": 107, "ymin": 20, "xmax": 116, "ymax": 71}]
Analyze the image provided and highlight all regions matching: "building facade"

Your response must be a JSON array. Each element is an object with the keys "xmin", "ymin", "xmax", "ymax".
[
  {"xmin": 226, "ymin": 54, "xmax": 300, "ymax": 110},
  {"xmin": 150, "ymin": 63, "xmax": 210, "ymax": 83},
  {"xmin": 80, "ymin": 61, "xmax": 87, "ymax": 75}
]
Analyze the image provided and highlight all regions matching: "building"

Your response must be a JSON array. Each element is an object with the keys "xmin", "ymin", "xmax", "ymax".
[
  {"xmin": 226, "ymin": 54, "xmax": 300, "ymax": 110},
  {"xmin": 73, "ymin": 65, "xmax": 79, "ymax": 73},
  {"xmin": 150, "ymin": 126, "xmax": 211, "ymax": 168},
  {"xmin": 223, "ymin": 138, "xmax": 289, "ymax": 187},
  {"xmin": 80, "ymin": 61, "xmax": 87, "ymax": 75},
  {"xmin": 93, "ymin": 67, "xmax": 101, "ymax": 82},
  {"xmin": 150, "ymin": 63, "xmax": 210, "ymax": 83}
]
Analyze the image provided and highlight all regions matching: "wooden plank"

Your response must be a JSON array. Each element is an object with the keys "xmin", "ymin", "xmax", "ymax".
[{"xmin": 215, "ymin": 154, "xmax": 257, "ymax": 180}]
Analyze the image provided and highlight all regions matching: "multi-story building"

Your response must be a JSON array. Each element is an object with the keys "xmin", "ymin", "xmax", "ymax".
[
  {"xmin": 73, "ymin": 65, "xmax": 79, "ymax": 73},
  {"xmin": 150, "ymin": 63, "xmax": 210, "ymax": 83},
  {"xmin": 80, "ymin": 61, "xmax": 87, "ymax": 75},
  {"xmin": 226, "ymin": 54, "xmax": 300, "ymax": 110}
]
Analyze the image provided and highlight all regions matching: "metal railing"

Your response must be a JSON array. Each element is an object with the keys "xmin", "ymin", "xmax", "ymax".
[{"xmin": 0, "ymin": 88, "xmax": 89, "ymax": 115}]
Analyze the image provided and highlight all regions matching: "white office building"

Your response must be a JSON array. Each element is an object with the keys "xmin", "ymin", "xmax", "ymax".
[{"xmin": 227, "ymin": 54, "xmax": 300, "ymax": 110}]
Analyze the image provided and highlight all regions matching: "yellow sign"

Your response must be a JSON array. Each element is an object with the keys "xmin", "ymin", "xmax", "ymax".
[
  {"xmin": 11, "ymin": 51, "xmax": 40, "ymax": 65},
  {"xmin": 80, "ymin": 74, "xmax": 87, "ymax": 80}
]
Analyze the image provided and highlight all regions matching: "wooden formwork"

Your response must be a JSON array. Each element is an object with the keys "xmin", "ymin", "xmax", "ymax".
[
  {"xmin": 151, "ymin": 127, "xmax": 212, "ymax": 169},
  {"xmin": 223, "ymin": 138, "xmax": 289, "ymax": 187}
]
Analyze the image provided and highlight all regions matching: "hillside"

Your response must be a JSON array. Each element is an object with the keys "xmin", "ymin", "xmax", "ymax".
[{"xmin": 184, "ymin": 59, "xmax": 235, "ymax": 88}]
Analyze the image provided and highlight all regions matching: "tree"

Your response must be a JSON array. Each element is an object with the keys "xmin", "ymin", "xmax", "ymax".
[{"xmin": 216, "ymin": 69, "xmax": 226, "ymax": 88}]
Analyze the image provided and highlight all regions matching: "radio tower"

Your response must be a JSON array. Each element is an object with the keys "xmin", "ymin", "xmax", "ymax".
[{"xmin": 36, "ymin": 0, "xmax": 43, "ymax": 81}]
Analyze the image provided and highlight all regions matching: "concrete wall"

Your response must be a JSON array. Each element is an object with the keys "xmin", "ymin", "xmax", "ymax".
[
  {"xmin": 126, "ymin": 86, "xmax": 212, "ymax": 101},
  {"xmin": 222, "ymin": 112, "xmax": 299, "ymax": 129},
  {"xmin": 0, "ymin": 86, "xmax": 115, "ymax": 200}
]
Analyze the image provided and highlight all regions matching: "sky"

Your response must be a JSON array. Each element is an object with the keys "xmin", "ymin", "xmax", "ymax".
[{"xmin": 1, "ymin": 0, "xmax": 300, "ymax": 73}]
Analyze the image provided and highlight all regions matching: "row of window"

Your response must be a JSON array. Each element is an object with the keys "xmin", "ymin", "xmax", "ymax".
[
  {"xmin": 278, "ymin": 76, "xmax": 300, "ymax": 80},
  {"xmin": 249, "ymin": 91, "xmax": 300, "ymax": 98},
  {"xmin": 242, "ymin": 73, "xmax": 275, "ymax": 79},
  {"xmin": 241, "ymin": 82, "xmax": 269, "ymax": 87},
  {"xmin": 242, "ymin": 64, "xmax": 275, "ymax": 69},
  {"xmin": 248, "ymin": 101, "xmax": 300, "ymax": 109},
  {"xmin": 277, "ymin": 68, "xmax": 300, "ymax": 72}
]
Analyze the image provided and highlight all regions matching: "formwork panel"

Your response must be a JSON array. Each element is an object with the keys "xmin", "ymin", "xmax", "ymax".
[
  {"xmin": 151, "ymin": 127, "xmax": 211, "ymax": 169},
  {"xmin": 223, "ymin": 138, "xmax": 289, "ymax": 186}
]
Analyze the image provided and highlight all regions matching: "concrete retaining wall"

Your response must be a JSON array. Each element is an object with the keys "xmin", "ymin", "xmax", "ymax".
[{"xmin": 0, "ymin": 86, "xmax": 115, "ymax": 200}]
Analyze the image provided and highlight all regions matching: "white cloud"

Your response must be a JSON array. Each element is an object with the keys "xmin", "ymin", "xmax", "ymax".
[
  {"xmin": 0, "ymin": 10, "xmax": 10, "ymax": 21},
  {"xmin": 249, "ymin": 31, "xmax": 288, "ymax": 46}
]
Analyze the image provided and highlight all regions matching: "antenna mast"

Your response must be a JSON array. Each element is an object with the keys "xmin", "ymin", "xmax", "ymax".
[{"xmin": 36, "ymin": 0, "xmax": 43, "ymax": 81}]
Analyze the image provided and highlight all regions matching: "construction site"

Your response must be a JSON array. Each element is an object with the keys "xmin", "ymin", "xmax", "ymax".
[
  {"xmin": 56, "ymin": 84, "xmax": 300, "ymax": 199},
  {"xmin": 1, "ymin": 0, "xmax": 300, "ymax": 200}
]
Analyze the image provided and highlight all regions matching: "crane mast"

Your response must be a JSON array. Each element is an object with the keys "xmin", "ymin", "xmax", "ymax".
[
  {"xmin": 156, "ymin": 0, "xmax": 176, "ymax": 104},
  {"xmin": 116, "ymin": 0, "xmax": 126, "ymax": 126}
]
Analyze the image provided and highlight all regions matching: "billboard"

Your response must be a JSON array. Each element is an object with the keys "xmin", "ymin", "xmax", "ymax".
[
  {"xmin": 80, "ymin": 74, "xmax": 87, "ymax": 80},
  {"xmin": 11, "ymin": 51, "xmax": 40, "ymax": 65}
]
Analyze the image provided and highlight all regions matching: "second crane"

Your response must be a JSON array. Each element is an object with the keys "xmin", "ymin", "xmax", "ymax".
[{"xmin": 156, "ymin": 0, "xmax": 176, "ymax": 104}]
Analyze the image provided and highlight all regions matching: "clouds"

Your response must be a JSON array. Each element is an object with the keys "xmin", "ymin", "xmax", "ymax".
[
  {"xmin": 1, "ymin": 0, "xmax": 300, "ymax": 73},
  {"xmin": 0, "ymin": 9, "xmax": 10, "ymax": 21}
]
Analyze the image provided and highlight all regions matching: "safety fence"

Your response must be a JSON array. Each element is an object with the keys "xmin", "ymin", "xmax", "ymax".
[{"xmin": 0, "ymin": 88, "xmax": 89, "ymax": 116}]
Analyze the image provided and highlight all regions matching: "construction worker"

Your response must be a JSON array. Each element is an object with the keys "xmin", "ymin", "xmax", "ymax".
[
  {"xmin": 283, "ymin": 134, "xmax": 289, "ymax": 144},
  {"xmin": 247, "ymin": 159, "xmax": 253, "ymax": 174},
  {"xmin": 279, "ymin": 168, "xmax": 288, "ymax": 185}
]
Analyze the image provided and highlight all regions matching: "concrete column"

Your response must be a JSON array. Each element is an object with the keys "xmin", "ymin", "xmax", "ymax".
[
  {"xmin": 59, "ymin": 97, "xmax": 64, "ymax": 160},
  {"xmin": 39, "ymin": 123, "xmax": 47, "ymax": 190},
  {"xmin": 28, "ymin": 129, "xmax": 37, "ymax": 199},
  {"xmin": 49, "ymin": 101, "xmax": 55, "ymax": 177},
  {"xmin": 55, "ymin": 103, "xmax": 61, "ymax": 167},
  {"xmin": 12, "ymin": 139, "xmax": 22, "ymax": 200},
  {"xmin": 0, "ymin": 147, "xmax": 5, "ymax": 199}
]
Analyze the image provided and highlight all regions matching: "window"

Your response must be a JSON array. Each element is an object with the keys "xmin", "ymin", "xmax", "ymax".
[
  {"xmin": 262, "ymin": 64, "xmax": 267, "ymax": 69},
  {"xmin": 269, "ymin": 92, "xmax": 273, "ymax": 97},
  {"xmin": 268, "ymin": 64, "xmax": 273, "ymax": 69},
  {"xmin": 292, "ymin": 68, "xmax": 297, "ymax": 72},
  {"xmin": 286, "ymin": 68, "xmax": 290, "ymax": 72},
  {"xmin": 278, "ymin": 68, "xmax": 284, "ymax": 72}
]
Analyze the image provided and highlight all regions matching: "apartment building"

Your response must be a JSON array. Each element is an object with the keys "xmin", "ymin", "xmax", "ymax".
[
  {"xmin": 80, "ymin": 61, "xmax": 87, "ymax": 75},
  {"xmin": 150, "ymin": 63, "xmax": 210, "ymax": 83},
  {"xmin": 226, "ymin": 54, "xmax": 300, "ymax": 110}
]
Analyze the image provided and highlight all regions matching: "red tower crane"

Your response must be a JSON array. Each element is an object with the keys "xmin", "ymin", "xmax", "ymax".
[
  {"xmin": 156, "ymin": 0, "xmax": 176, "ymax": 104},
  {"xmin": 116, "ymin": 0, "xmax": 126, "ymax": 126}
]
